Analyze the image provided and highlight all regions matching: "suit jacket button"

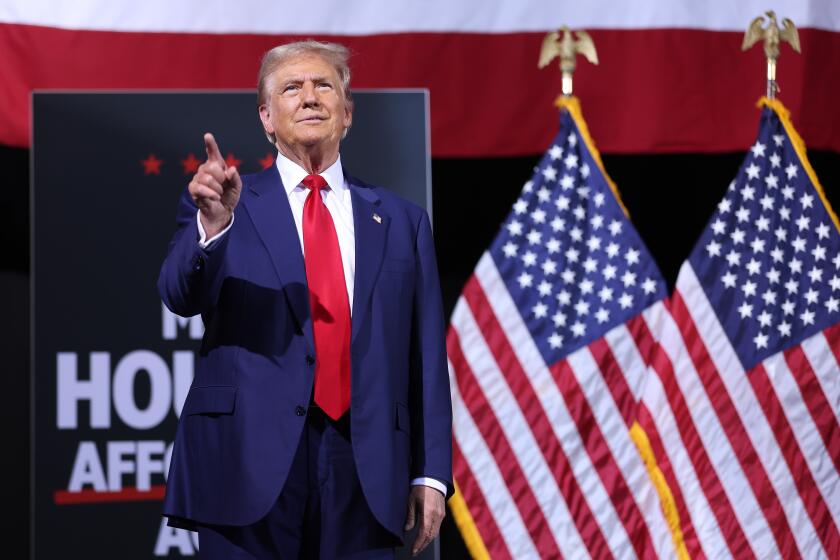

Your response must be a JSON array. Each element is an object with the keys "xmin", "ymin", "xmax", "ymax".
[
  {"xmin": 305, "ymin": 355, "xmax": 315, "ymax": 366},
  {"xmin": 295, "ymin": 405, "xmax": 306, "ymax": 416}
]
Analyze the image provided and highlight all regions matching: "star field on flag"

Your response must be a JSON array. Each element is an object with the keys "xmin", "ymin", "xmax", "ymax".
[
  {"xmin": 490, "ymin": 111, "xmax": 666, "ymax": 363},
  {"xmin": 689, "ymin": 109, "xmax": 840, "ymax": 368}
]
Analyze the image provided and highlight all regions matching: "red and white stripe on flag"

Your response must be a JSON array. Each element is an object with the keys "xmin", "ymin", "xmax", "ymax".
[
  {"xmin": 447, "ymin": 97, "xmax": 681, "ymax": 559},
  {"xmin": 1, "ymin": 0, "xmax": 840, "ymax": 156},
  {"xmin": 638, "ymin": 99, "xmax": 840, "ymax": 559}
]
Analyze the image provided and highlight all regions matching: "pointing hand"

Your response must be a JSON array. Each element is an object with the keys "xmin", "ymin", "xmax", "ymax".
[{"xmin": 189, "ymin": 133, "xmax": 242, "ymax": 238}]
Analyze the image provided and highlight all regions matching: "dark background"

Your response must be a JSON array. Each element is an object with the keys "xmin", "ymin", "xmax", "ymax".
[{"xmin": 2, "ymin": 108, "xmax": 839, "ymax": 557}]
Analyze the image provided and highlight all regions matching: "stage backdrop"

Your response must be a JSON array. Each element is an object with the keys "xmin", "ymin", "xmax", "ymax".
[
  {"xmin": 3, "ymin": 0, "xmax": 840, "ymax": 156},
  {"xmin": 32, "ymin": 90, "xmax": 434, "ymax": 559}
]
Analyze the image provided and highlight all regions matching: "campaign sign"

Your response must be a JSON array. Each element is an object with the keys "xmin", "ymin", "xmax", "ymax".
[{"xmin": 32, "ymin": 91, "xmax": 431, "ymax": 558}]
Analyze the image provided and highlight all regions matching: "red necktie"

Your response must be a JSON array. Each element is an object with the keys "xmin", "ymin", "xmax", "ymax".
[{"xmin": 301, "ymin": 174, "xmax": 351, "ymax": 420}]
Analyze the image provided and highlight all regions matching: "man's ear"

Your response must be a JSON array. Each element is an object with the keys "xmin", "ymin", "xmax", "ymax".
[
  {"xmin": 343, "ymin": 103, "xmax": 353, "ymax": 131},
  {"xmin": 258, "ymin": 105, "xmax": 274, "ymax": 134}
]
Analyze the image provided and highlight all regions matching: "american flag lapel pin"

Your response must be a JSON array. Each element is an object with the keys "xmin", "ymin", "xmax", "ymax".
[{"xmin": 372, "ymin": 213, "xmax": 382, "ymax": 224}]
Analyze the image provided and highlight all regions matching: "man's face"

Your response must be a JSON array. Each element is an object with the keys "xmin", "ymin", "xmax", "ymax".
[{"xmin": 259, "ymin": 54, "xmax": 352, "ymax": 157}]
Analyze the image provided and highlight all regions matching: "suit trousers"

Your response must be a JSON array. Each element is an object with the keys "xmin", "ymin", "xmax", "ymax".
[{"xmin": 197, "ymin": 408, "xmax": 399, "ymax": 559}]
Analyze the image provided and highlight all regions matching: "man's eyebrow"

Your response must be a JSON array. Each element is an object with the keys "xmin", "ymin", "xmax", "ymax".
[{"xmin": 279, "ymin": 74, "xmax": 332, "ymax": 85}]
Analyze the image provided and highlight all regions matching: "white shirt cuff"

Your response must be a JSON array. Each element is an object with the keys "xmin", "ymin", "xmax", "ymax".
[
  {"xmin": 196, "ymin": 211, "xmax": 234, "ymax": 249},
  {"xmin": 410, "ymin": 477, "xmax": 447, "ymax": 496}
]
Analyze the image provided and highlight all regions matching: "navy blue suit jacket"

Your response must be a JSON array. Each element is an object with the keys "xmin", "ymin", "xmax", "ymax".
[{"xmin": 158, "ymin": 164, "xmax": 453, "ymax": 539}]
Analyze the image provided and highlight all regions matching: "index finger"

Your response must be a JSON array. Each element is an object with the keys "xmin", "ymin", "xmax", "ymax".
[
  {"xmin": 412, "ymin": 514, "xmax": 432, "ymax": 556},
  {"xmin": 412, "ymin": 530, "xmax": 427, "ymax": 556},
  {"xmin": 204, "ymin": 133, "xmax": 225, "ymax": 166}
]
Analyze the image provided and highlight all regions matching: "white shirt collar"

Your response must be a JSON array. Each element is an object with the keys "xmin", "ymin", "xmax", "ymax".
[{"xmin": 275, "ymin": 151, "xmax": 346, "ymax": 197}]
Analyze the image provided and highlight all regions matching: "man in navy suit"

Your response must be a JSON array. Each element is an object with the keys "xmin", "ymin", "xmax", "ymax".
[{"xmin": 158, "ymin": 40, "xmax": 452, "ymax": 558}]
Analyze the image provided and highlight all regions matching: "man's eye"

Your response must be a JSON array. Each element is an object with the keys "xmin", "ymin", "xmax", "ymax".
[{"xmin": 283, "ymin": 85, "xmax": 299, "ymax": 93}]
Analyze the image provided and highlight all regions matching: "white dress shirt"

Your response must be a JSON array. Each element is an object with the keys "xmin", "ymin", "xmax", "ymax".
[
  {"xmin": 196, "ymin": 152, "xmax": 446, "ymax": 497},
  {"xmin": 199, "ymin": 153, "xmax": 355, "ymax": 309}
]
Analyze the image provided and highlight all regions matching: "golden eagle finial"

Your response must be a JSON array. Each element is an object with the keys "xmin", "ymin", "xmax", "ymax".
[
  {"xmin": 742, "ymin": 10, "xmax": 801, "ymax": 98},
  {"xmin": 539, "ymin": 26, "xmax": 598, "ymax": 96}
]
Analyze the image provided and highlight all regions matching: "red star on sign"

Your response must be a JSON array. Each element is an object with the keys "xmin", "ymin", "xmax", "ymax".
[
  {"xmin": 224, "ymin": 153, "xmax": 242, "ymax": 169},
  {"xmin": 259, "ymin": 153, "xmax": 276, "ymax": 170},
  {"xmin": 181, "ymin": 153, "xmax": 202, "ymax": 174},
  {"xmin": 142, "ymin": 154, "xmax": 163, "ymax": 175}
]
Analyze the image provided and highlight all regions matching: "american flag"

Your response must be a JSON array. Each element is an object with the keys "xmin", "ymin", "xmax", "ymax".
[
  {"xmin": 447, "ymin": 98, "xmax": 678, "ymax": 559},
  {"xmin": 637, "ymin": 99, "xmax": 840, "ymax": 559}
]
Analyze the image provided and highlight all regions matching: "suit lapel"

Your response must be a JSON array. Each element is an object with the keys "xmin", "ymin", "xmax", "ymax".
[
  {"xmin": 349, "ymin": 176, "xmax": 388, "ymax": 348},
  {"xmin": 241, "ymin": 165, "xmax": 315, "ymax": 353}
]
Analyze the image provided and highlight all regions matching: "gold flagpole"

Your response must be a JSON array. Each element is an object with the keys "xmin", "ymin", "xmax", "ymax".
[
  {"xmin": 538, "ymin": 26, "xmax": 598, "ymax": 97},
  {"xmin": 742, "ymin": 10, "xmax": 801, "ymax": 99}
]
